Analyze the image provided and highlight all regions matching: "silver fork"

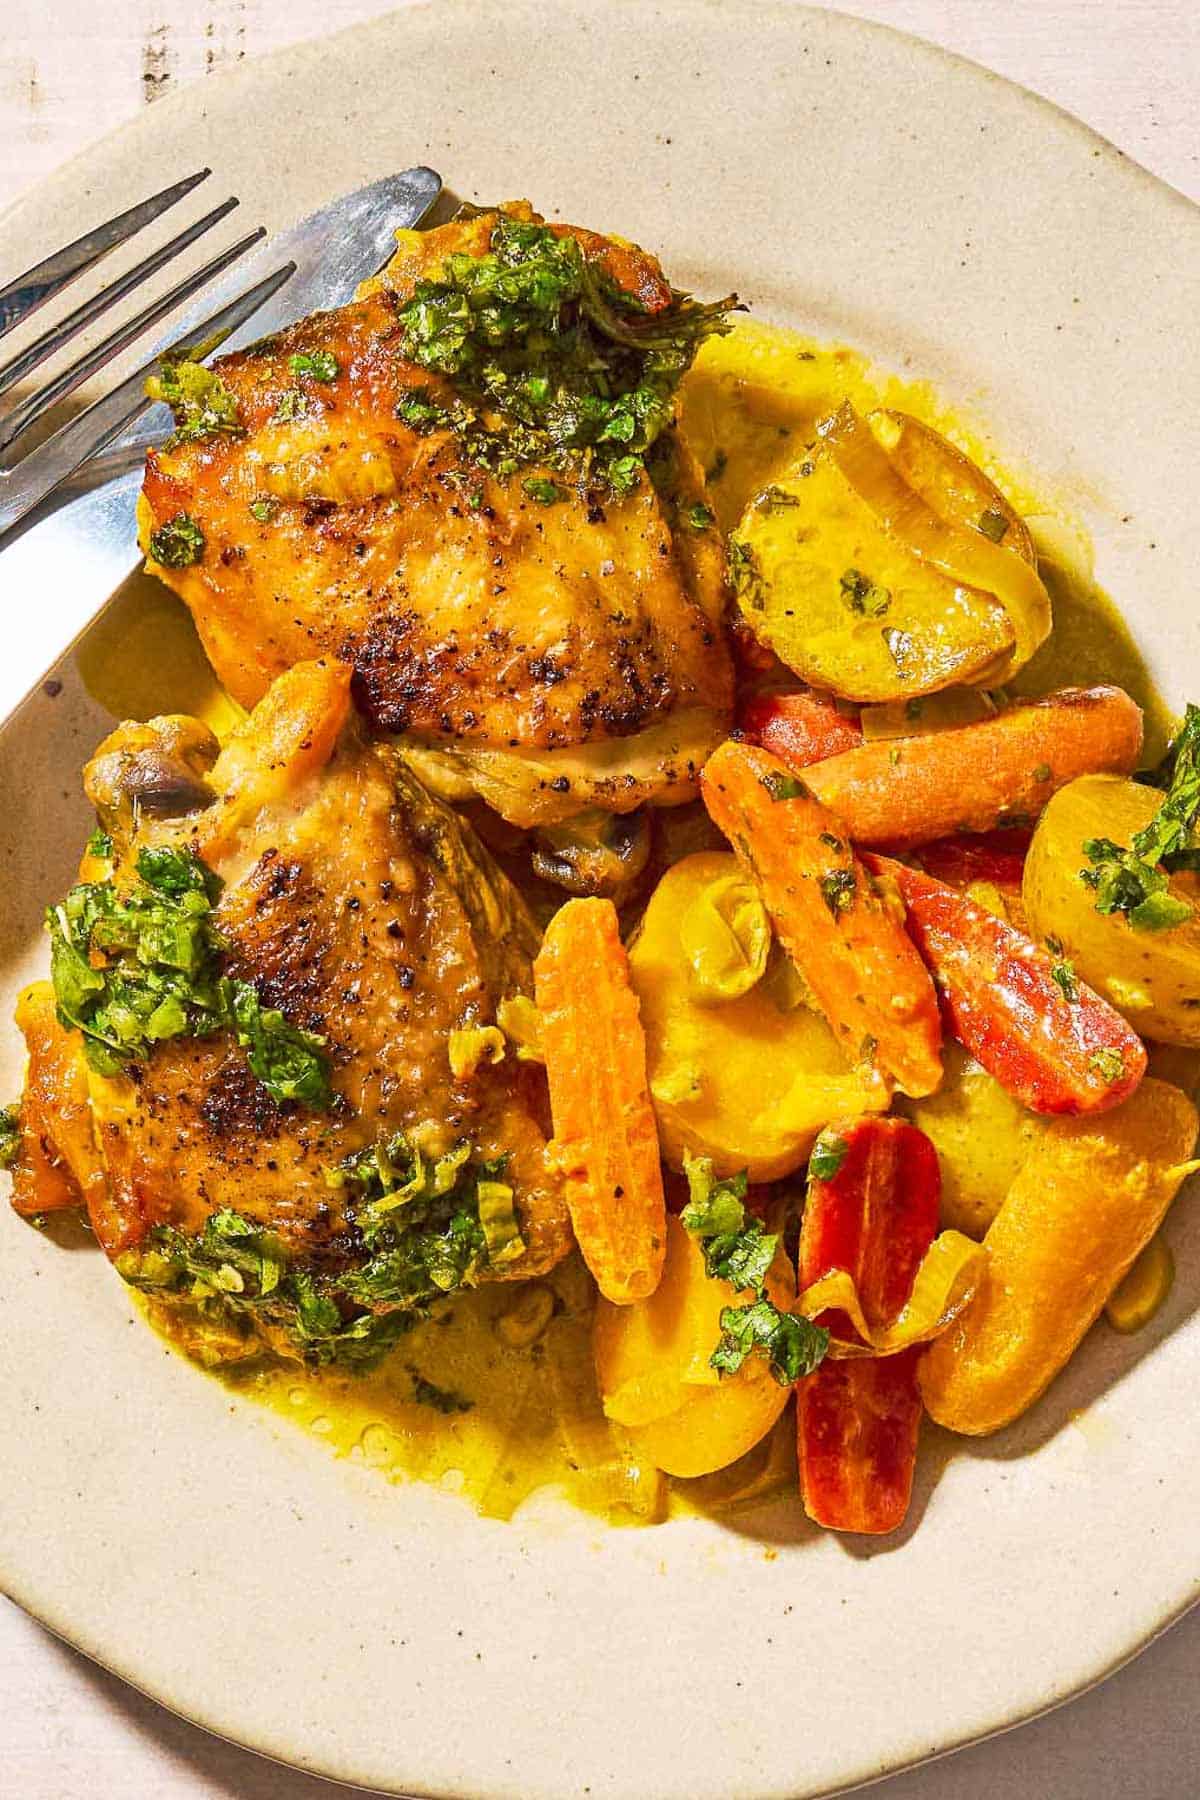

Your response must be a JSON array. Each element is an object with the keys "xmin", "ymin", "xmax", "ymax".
[
  {"xmin": 0, "ymin": 169, "xmax": 294, "ymax": 538},
  {"xmin": 0, "ymin": 164, "xmax": 443, "ymax": 543}
]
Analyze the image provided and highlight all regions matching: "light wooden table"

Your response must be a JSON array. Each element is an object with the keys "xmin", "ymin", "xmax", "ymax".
[{"xmin": 3, "ymin": 3, "xmax": 1200, "ymax": 1796}]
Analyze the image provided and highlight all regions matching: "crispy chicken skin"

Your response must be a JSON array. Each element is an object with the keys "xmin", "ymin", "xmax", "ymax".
[
  {"xmin": 139, "ymin": 206, "xmax": 733, "ymax": 822},
  {"xmin": 12, "ymin": 661, "xmax": 571, "ymax": 1288}
]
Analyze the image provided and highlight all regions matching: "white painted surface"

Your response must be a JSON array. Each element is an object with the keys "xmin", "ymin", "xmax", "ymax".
[{"xmin": 2, "ymin": 2, "xmax": 1200, "ymax": 1796}]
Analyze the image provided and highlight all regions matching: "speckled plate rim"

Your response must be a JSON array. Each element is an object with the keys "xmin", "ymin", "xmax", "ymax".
[{"xmin": 3, "ymin": 5, "xmax": 1200, "ymax": 1797}]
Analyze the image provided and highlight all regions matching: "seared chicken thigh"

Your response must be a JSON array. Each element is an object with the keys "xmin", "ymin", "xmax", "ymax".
[
  {"xmin": 10, "ymin": 661, "xmax": 570, "ymax": 1364},
  {"xmin": 139, "ymin": 206, "xmax": 735, "ymax": 826}
]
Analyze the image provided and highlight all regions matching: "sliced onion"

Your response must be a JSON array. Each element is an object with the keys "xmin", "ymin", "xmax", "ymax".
[
  {"xmin": 796, "ymin": 1227, "xmax": 985, "ymax": 1359},
  {"xmin": 819, "ymin": 401, "xmax": 1051, "ymax": 674}
]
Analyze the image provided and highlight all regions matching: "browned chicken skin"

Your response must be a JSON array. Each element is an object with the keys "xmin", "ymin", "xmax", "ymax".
[
  {"xmin": 139, "ymin": 207, "xmax": 734, "ymax": 825},
  {"xmin": 11, "ymin": 661, "xmax": 571, "ymax": 1359}
]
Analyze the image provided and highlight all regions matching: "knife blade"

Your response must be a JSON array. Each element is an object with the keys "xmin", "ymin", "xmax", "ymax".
[{"xmin": 0, "ymin": 165, "xmax": 441, "ymax": 726}]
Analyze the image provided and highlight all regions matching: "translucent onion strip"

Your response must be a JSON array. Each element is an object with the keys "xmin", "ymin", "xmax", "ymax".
[
  {"xmin": 796, "ymin": 1227, "xmax": 986, "ymax": 1360},
  {"xmin": 819, "ymin": 402, "xmax": 1051, "ymax": 674}
]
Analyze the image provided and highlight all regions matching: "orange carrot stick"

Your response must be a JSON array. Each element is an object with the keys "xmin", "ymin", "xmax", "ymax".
[
  {"xmin": 700, "ymin": 740, "xmax": 943, "ymax": 1098},
  {"xmin": 800, "ymin": 686, "xmax": 1142, "ymax": 848},
  {"xmin": 533, "ymin": 897, "xmax": 667, "ymax": 1304}
]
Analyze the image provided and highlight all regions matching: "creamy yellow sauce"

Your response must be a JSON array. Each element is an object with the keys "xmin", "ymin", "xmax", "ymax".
[{"xmin": 113, "ymin": 317, "xmax": 1172, "ymax": 1520}]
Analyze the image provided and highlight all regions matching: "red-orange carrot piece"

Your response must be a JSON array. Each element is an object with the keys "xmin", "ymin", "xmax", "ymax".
[
  {"xmin": 913, "ymin": 829, "xmax": 1030, "ymax": 895},
  {"xmin": 533, "ymin": 897, "xmax": 667, "ymax": 1304},
  {"xmin": 740, "ymin": 688, "xmax": 863, "ymax": 768},
  {"xmin": 867, "ymin": 853, "xmax": 1147, "ymax": 1115},
  {"xmin": 803, "ymin": 685, "xmax": 1143, "ymax": 848},
  {"xmin": 700, "ymin": 740, "xmax": 942, "ymax": 1098},
  {"xmin": 797, "ymin": 1116, "xmax": 940, "ymax": 1534}
]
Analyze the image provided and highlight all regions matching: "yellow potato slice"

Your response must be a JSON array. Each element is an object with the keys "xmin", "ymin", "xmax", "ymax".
[
  {"xmin": 1024, "ymin": 775, "xmax": 1200, "ymax": 1047},
  {"xmin": 627, "ymin": 852, "xmax": 888, "ymax": 1181},
  {"xmin": 729, "ymin": 410, "xmax": 1038, "ymax": 701}
]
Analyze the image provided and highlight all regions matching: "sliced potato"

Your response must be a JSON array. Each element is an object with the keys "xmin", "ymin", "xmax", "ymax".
[
  {"xmin": 1023, "ymin": 775, "xmax": 1200, "ymax": 1046},
  {"xmin": 627, "ymin": 852, "xmax": 888, "ymax": 1180},
  {"xmin": 896, "ymin": 1041, "xmax": 1045, "ymax": 1238},
  {"xmin": 730, "ymin": 410, "xmax": 1038, "ymax": 702},
  {"xmin": 594, "ymin": 1214, "xmax": 794, "ymax": 1478}
]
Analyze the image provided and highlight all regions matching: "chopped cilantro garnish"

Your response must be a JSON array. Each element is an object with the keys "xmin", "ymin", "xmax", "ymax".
[
  {"xmin": 1050, "ymin": 957, "xmax": 1080, "ymax": 1003},
  {"xmin": 728, "ymin": 537, "xmax": 765, "ymax": 610},
  {"xmin": 522, "ymin": 475, "xmax": 563, "ymax": 505},
  {"xmin": 711, "ymin": 1297, "xmax": 828, "ymax": 1385},
  {"xmin": 0, "ymin": 1104, "xmax": 20, "ymax": 1171},
  {"xmin": 839, "ymin": 567, "xmax": 891, "ymax": 617},
  {"xmin": 273, "ymin": 388, "xmax": 307, "ymax": 422},
  {"xmin": 1089, "ymin": 1046, "xmax": 1126, "ymax": 1085},
  {"xmin": 809, "ymin": 1131, "xmax": 848, "ymax": 1183},
  {"xmin": 248, "ymin": 496, "xmax": 278, "ymax": 523},
  {"xmin": 393, "ymin": 213, "xmax": 735, "ymax": 501},
  {"xmin": 146, "ymin": 355, "xmax": 242, "ymax": 446},
  {"xmin": 977, "ymin": 508, "xmax": 1010, "ymax": 543},
  {"xmin": 120, "ymin": 1141, "xmax": 524, "ymax": 1368},
  {"xmin": 819, "ymin": 869, "xmax": 856, "ymax": 917},
  {"xmin": 148, "ymin": 512, "xmax": 205, "ymax": 568},
  {"xmin": 759, "ymin": 770, "xmax": 808, "ymax": 802},
  {"xmin": 46, "ymin": 841, "xmax": 330, "ymax": 1108},
  {"xmin": 288, "ymin": 349, "xmax": 339, "ymax": 382},
  {"xmin": 85, "ymin": 828, "xmax": 113, "ymax": 859},
  {"xmin": 1080, "ymin": 705, "xmax": 1200, "ymax": 929},
  {"xmin": 686, "ymin": 501, "xmax": 714, "ymax": 530},
  {"xmin": 680, "ymin": 1153, "xmax": 828, "ymax": 1386}
]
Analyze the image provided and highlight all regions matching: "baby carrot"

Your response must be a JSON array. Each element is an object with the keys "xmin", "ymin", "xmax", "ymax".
[
  {"xmin": 700, "ymin": 740, "xmax": 942, "ymax": 1098},
  {"xmin": 920, "ymin": 1078, "xmax": 1198, "ymax": 1435},
  {"xmin": 867, "ymin": 853, "xmax": 1147, "ymax": 1115},
  {"xmin": 802, "ymin": 685, "xmax": 1142, "ymax": 847},
  {"xmin": 533, "ymin": 897, "xmax": 667, "ymax": 1304},
  {"xmin": 797, "ymin": 1116, "xmax": 940, "ymax": 1534},
  {"xmin": 739, "ymin": 688, "xmax": 863, "ymax": 768}
]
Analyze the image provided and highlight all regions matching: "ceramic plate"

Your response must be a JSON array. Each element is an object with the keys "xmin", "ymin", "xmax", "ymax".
[{"xmin": 3, "ymin": 4, "xmax": 1200, "ymax": 1795}]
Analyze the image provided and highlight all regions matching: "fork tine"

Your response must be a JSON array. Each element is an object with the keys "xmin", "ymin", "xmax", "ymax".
[
  {"xmin": 0, "ymin": 226, "xmax": 267, "ymax": 460},
  {"xmin": 0, "ymin": 260, "xmax": 296, "ymax": 538},
  {"xmin": 0, "ymin": 196, "xmax": 242, "ymax": 404},
  {"xmin": 0, "ymin": 169, "xmax": 212, "ymax": 341}
]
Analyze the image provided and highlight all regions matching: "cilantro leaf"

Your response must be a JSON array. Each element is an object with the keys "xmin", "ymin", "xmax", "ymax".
[
  {"xmin": 818, "ymin": 869, "xmax": 856, "ymax": 917},
  {"xmin": 393, "ymin": 213, "xmax": 735, "ymax": 502},
  {"xmin": 712, "ymin": 1297, "xmax": 829, "ymax": 1386},
  {"xmin": 46, "ymin": 842, "xmax": 332, "ymax": 1110},
  {"xmin": 1080, "ymin": 705, "xmax": 1200, "ymax": 929},
  {"xmin": 288, "ymin": 349, "xmax": 339, "ymax": 383},
  {"xmin": 148, "ymin": 512, "xmax": 205, "ymax": 568},
  {"xmin": 146, "ymin": 356, "xmax": 242, "ymax": 446},
  {"xmin": 680, "ymin": 1153, "xmax": 828, "ymax": 1385},
  {"xmin": 0, "ymin": 1104, "xmax": 20, "ymax": 1171},
  {"xmin": 809, "ymin": 1131, "xmax": 848, "ymax": 1183}
]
